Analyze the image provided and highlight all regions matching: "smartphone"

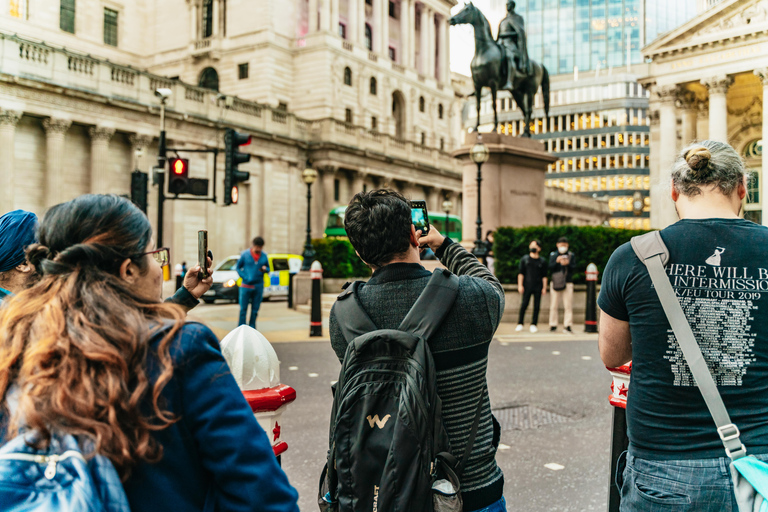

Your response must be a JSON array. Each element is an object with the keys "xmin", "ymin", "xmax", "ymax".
[
  {"xmin": 198, "ymin": 230, "xmax": 208, "ymax": 279},
  {"xmin": 410, "ymin": 200, "xmax": 430, "ymax": 236}
]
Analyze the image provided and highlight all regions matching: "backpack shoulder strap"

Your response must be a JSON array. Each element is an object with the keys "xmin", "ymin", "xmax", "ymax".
[
  {"xmin": 398, "ymin": 269, "xmax": 459, "ymax": 340},
  {"xmin": 630, "ymin": 231, "xmax": 747, "ymax": 460},
  {"xmin": 333, "ymin": 281, "xmax": 378, "ymax": 343}
]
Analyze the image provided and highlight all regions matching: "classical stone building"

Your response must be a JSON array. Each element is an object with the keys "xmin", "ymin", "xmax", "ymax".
[
  {"xmin": 0, "ymin": 0, "xmax": 463, "ymax": 264},
  {"xmin": 642, "ymin": 0, "xmax": 768, "ymax": 228}
]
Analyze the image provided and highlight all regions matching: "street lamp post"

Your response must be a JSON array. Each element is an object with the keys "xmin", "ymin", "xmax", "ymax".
[
  {"xmin": 442, "ymin": 198, "xmax": 453, "ymax": 237},
  {"xmin": 301, "ymin": 165, "xmax": 318, "ymax": 271},
  {"xmin": 470, "ymin": 137, "xmax": 490, "ymax": 261}
]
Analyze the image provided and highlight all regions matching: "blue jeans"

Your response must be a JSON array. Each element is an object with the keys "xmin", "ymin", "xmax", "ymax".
[
  {"xmin": 467, "ymin": 497, "xmax": 506, "ymax": 512},
  {"xmin": 238, "ymin": 285, "xmax": 264, "ymax": 328},
  {"xmin": 619, "ymin": 452, "xmax": 768, "ymax": 511}
]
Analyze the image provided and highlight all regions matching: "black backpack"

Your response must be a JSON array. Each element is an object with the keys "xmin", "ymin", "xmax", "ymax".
[{"xmin": 318, "ymin": 270, "xmax": 483, "ymax": 512}]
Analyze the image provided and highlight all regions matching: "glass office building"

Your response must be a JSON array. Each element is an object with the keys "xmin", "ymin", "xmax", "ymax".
[{"xmin": 514, "ymin": 0, "xmax": 698, "ymax": 75}]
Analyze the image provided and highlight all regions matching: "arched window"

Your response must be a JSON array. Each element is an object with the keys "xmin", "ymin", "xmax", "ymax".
[
  {"xmin": 365, "ymin": 24, "xmax": 372, "ymax": 51},
  {"xmin": 419, "ymin": 96, "xmax": 425, "ymax": 113},
  {"xmin": 438, "ymin": 104, "xmax": 444, "ymax": 119},
  {"xmin": 343, "ymin": 67, "xmax": 352, "ymax": 86},
  {"xmin": 370, "ymin": 77, "xmax": 377, "ymax": 95},
  {"xmin": 198, "ymin": 67, "xmax": 219, "ymax": 91}
]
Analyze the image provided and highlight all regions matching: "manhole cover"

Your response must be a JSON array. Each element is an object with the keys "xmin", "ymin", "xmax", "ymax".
[{"xmin": 491, "ymin": 405, "xmax": 572, "ymax": 431}]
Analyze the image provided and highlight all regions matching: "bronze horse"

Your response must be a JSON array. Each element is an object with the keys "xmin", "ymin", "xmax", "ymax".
[{"xmin": 450, "ymin": 2, "xmax": 550, "ymax": 137}]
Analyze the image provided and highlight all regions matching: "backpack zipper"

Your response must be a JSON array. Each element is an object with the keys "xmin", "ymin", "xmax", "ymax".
[{"xmin": 0, "ymin": 450, "xmax": 86, "ymax": 479}]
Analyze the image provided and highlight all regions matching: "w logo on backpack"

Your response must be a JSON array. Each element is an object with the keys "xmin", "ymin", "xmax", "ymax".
[
  {"xmin": 318, "ymin": 270, "xmax": 472, "ymax": 512},
  {"xmin": 366, "ymin": 415, "xmax": 391, "ymax": 429}
]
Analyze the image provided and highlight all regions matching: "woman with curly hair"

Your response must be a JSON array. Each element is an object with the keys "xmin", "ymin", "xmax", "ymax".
[{"xmin": 0, "ymin": 194, "xmax": 299, "ymax": 512}]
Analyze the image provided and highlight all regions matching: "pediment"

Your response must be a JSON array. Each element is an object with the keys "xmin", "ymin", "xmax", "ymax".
[{"xmin": 644, "ymin": 0, "xmax": 768, "ymax": 57}]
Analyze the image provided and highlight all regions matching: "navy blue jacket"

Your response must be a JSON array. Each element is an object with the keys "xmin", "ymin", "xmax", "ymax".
[
  {"xmin": 122, "ymin": 322, "xmax": 299, "ymax": 511},
  {"xmin": 236, "ymin": 249, "xmax": 269, "ymax": 287}
]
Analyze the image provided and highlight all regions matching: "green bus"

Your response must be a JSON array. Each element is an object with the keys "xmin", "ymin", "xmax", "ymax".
[{"xmin": 325, "ymin": 206, "xmax": 463, "ymax": 241}]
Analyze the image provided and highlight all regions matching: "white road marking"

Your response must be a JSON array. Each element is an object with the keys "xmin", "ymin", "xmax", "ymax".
[
  {"xmin": 581, "ymin": 356, "xmax": 592, "ymax": 361},
  {"xmin": 330, "ymin": 380, "xmax": 338, "ymax": 386},
  {"xmin": 308, "ymin": 373, "xmax": 319, "ymax": 378},
  {"xmin": 498, "ymin": 443, "xmax": 511, "ymax": 450},
  {"xmin": 501, "ymin": 342, "xmax": 509, "ymax": 346},
  {"xmin": 525, "ymin": 346, "xmax": 533, "ymax": 351},
  {"xmin": 544, "ymin": 463, "xmax": 565, "ymax": 471},
  {"xmin": 551, "ymin": 351, "xmax": 561, "ymax": 356},
  {"xmin": 288, "ymin": 366, "xmax": 298, "ymax": 371}
]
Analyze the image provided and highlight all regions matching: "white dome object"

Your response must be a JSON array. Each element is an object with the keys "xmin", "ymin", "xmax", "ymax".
[{"xmin": 221, "ymin": 325, "xmax": 280, "ymax": 390}]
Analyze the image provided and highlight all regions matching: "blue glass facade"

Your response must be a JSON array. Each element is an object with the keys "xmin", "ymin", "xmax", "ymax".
[{"xmin": 513, "ymin": 0, "xmax": 698, "ymax": 75}]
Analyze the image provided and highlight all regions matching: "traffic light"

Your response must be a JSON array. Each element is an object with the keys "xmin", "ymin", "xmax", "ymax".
[
  {"xmin": 130, "ymin": 170, "xmax": 148, "ymax": 213},
  {"xmin": 224, "ymin": 128, "xmax": 251, "ymax": 205},
  {"xmin": 168, "ymin": 158, "xmax": 190, "ymax": 195}
]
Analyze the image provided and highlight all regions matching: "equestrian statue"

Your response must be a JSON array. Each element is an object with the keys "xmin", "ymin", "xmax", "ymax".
[{"xmin": 450, "ymin": 0, "xmax": 550, "ymax": 137}]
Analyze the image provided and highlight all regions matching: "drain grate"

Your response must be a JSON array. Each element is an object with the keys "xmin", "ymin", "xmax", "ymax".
[{"xmin": 491, "ymin": 405, "xmax": 572, "ymax": 431}]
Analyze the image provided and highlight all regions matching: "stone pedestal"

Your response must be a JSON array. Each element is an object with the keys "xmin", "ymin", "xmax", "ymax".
[
  {"xmin": 453, "ymin": 133, "xmax": 557, "ymax": 241},
  {"xmin": 292, "ymin": 270, "xmax": 314, "ymax": 309}
]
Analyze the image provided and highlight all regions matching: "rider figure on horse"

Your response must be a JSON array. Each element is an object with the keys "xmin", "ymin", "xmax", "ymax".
[{"xmin": 498, "ymin": 0, "xmax": 530, "ymax": 89}]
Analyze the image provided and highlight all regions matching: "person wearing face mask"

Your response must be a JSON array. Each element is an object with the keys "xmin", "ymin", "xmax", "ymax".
[
  {"xmin": 516, "ymin": 240, "xmax": 548, "ymax": 333},
  {"xmin": 549, "ymin": 237, "xmax": 576, "ymax": 333},
  {"xmin": 0, "ymin": 194, "xmax": 299, "ymax": 512}
]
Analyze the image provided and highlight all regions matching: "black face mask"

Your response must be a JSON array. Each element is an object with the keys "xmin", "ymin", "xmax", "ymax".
[{"xmin": 529, "ymin": 248, "xmax": 538, "ymax": 254}]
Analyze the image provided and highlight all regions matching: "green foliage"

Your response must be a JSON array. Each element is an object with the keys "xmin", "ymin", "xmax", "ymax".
[
  {"xmin": 493, "ymin": 226, "xmax": 648, "ymax": 285},
  {"xmin": 312, "ymin": 238, "xmax": 372, "ymax": 278}
]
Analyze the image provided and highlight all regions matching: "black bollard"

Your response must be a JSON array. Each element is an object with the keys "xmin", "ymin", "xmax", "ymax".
[
  {"xmin": 310, "ymin": 261, "xmax": 323, "ymax": 337},
  {"xmin": 288, "ymin": 272, "xmax": 295, "ymax": 309},
  {"xmin": 585, "ymin": 263, "xmax": 598, "ymax": 333}
]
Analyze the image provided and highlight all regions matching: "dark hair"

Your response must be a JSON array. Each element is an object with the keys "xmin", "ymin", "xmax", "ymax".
[
  {"xmin": 557, "ymin": 237, "xmax": 568, "ymax": 244},
  {"xmin": 344, "ymin": 189, "xmax": 412, "ymax": 268},
  {"xmin": 672, "ymin": 141, "xmax": 747, "ymax": 197},
  {"xmin": 530, "ymin": 239, "xmax": 542, "ymax": 249},
  {"xmin": 0, "ymin": 194, "xmax": 185, "ymax": 480},
  {"xmin": 252, "ymin": 236, "xmax": 265, "ymax": 247}
]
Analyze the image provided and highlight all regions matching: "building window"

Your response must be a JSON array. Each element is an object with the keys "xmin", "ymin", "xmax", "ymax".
[
  {"xmin": 10, "ymin": 0, "xmax": 28, "ymax": 19},
  {"xmin": 365, "ymin": 0, "xmax": 372, "ymax": 4},
  {"xmin": 345, "ymin": 108, "xmax": 353, "ymax": 124},
  {"xmin": 370, "ymin": 77, "xmax": 377, "ymax": 95},
  {"xmin": 371, "ymin": 116, "xmax": 377, "ymax": 131},
  {"xmin": 388, "ymin": 46, "xmax": 396, "ymax": 61},
  {"xmin": 198, "ymin": 67, "xmax": 219, "ymax": 91},
  {"xmin": 389, "ymin": 1, "xmax": 396, "ymax": 18},
  {"xmin": 202, "ymin": 0, "xmax": 213, "ymax": 38},
  {"xmin": 334, "ymin": 179, "xmax": 340, "ymax": 201},
  {"xmin": 344, "ymin": 67, "xmax": 352, "ymax": 86},
  {"xmin": 238, "ymin": 63, "xmax": 249, "ymax": 79},
  {"xmin": 103, "ymin": 8, "xmax": 118, "ymax": 46},
  {"xmin": 277, "ymin": 102, "xmax": 288, "ymax": 111},
  {"xmin": 419, "ymin": 96, "xmax": 425, "ymax": 113},
  {"xmin": 60, "ymin": 0, "xmax": 75, "ymax": 33},
  {"xmin": 440, "ymin": 138, "xmax": 445, "ymax": 151},
  {"xmin": 338, "ymin": 22, "xmax": 346, "ymax": 39},
  {"xmin": 365, "ymin": 24, "xmax": 372, "ymax": 51},
  {"xmin": 421, "ymin": 132, "xmax": 426, "ymax": 145},
  {"xmin": 438, "ymin": 104, "xmax": 443, "ymax": 119}
]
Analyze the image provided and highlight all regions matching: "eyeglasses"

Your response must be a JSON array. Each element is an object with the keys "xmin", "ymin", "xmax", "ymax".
[{"xmin": 136, "ymin": 247, "xmax": 170, "ymax": 267}]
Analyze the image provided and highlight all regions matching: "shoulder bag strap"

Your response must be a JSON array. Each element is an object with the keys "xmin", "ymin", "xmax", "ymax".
[
  {"xmin": 397, "ymin": 269, "xmax": 459, "ymax": 340},
  {"xmin": 457, "ymin": 389, "xmax": 485, "ymax": 474},
  {"xmin": 630, "ymin": 232, "xmax": 747, "ymax": 460},
  {"xmin": 333, "ymin": 281, "xmax": 378, "ymax": 343}
]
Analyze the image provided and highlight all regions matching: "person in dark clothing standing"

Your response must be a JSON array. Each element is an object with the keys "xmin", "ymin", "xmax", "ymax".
[
  {"xmin": 516, "ymin": 239, "xmax": 547, "ymax": 333},
  {"xmin": 329, "ymin": 190, "xmax": 507, "ymax": 512},
  {"xmin": 236, "ymin": 237, "xmax": 269, "ymax": 328},
  {"xmin": 549, "ymin": 236, "xmax": 576, "ymax": 333}
]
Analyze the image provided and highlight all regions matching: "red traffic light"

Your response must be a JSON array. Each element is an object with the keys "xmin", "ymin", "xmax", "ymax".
[
  {"xmin": 172, "ymin": 158, "xmax": 188, "ymax": 175},
  {"xmin": 231, "ymin": 185, "xmax": 239, "ymax": 204}
]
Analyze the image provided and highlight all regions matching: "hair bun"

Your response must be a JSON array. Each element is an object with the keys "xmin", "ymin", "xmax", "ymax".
[
  {"xmin": 25, "ymin": 244, "xmax": 51, "ymax": 267},
  {"xmin": 685, "ymin": 146, "xmax": 711, "ymax": 174}
]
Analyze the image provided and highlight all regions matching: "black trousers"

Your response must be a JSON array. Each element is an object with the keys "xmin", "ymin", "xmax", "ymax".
[{"xmin": 518, "ymin": 288, "xmax": 542, "ymax": 325}]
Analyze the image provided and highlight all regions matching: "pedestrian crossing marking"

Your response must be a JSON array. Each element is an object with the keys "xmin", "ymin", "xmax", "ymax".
[
  {"xmin": 544, "ymin": 463, "xmax": 565, "ymax": 471},
  {"xmin": 308, "ymin": 373, "xmax": 319, "ymax": 378}
]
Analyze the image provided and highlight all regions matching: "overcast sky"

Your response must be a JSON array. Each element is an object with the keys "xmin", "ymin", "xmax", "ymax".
[{"xmin": 449, "ymin": 0, "xmax": 507, "ymax": 77}]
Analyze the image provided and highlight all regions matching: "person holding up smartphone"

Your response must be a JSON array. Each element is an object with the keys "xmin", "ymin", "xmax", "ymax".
[{"xmin": 236, "ymin": 236, "xmax": 269, "ymax": 329}]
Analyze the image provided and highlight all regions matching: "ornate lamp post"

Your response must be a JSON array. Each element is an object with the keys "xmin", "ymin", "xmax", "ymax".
[
  {"xmin": 470, "ymin": 138, "xmax": 490, "ymax": 260},
  {"xmin": 442, "ymin": 198, "xmax": 453, "ymax": 237},
  {"xmin": 301, "ymin": 165, "xmax": 318, "ymax": 271}
]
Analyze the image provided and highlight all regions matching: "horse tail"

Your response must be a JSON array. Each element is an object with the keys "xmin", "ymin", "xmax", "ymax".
[{"xmin": 542, "ymin": 65, "xmax": 551, "ymax": 119}]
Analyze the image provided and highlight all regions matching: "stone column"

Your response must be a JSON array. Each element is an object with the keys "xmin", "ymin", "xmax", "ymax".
[
  {"xmin": 322, "ymin": 167, "xmax": 337, "ymax": 211},
  {"xmin": 400, "ymin": 0, "xmax": 409, "ymax": 65},
  {"xmin": 89, "ymin": 126, "xmax": 115, "ymax": 194},
  {"xmin": 419, "ymin": 4, "xmax": 428, "ymax": 74},
  {"xmin": 427, "ymin": 8, "xmax": 435, "ymax": 77},
  {"xmin": 380, "ymin": 0, "xmax": 389, "ymax": 55},
  {"xmin": 352, "ymin": 170, "xmax": 367, "ymax": 195},
  {"xmin": 438, "ymin": 15, "xmax": 448, "ymax": 83},
  {"xmin": 212, "ymin": 0, "xmax": 219, "ymax": 36},
  {"xmin": 654, "ymin": 86, "xmax": 678, "ymax": 229},
  {"xmin": 42, "ymin": 118, "xmax": 72, "ymax": 208},
  {"xmin": 701, "ymin": 75, "xmax": 733, "ymax": 143},
  {"xmin": 308, "ymin": 0, "xmax": 318, "ymax": 33},
  {"xmin": 755, "ymin": 68, "xmax": 768, "ymax": 226},
  {"xmin": 320, "ymin": 0, "xmax": 331, "ymax": 31},
  {"xmin": 407, "ymin": 0, "xmax": 416, "ymax": 68},
  {"xmin": 0, "ymin": 110, "xmax": 22, "ymax": 212},
  {"xmin": 348, "ymin": 0, "xmax": 358, "ymax": 43},
  {"xmin": 191, "ymin": 2, "xmax": 198, "ymax": 39},
  {"xmin": 331, "ymin": 0, "xmax": 339, "ymax": 35}
]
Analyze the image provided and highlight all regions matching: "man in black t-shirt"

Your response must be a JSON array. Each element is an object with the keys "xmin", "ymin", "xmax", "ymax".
[{"xmin": 516, "ymin": 239, "xmax": 547, "ymax": 333}]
